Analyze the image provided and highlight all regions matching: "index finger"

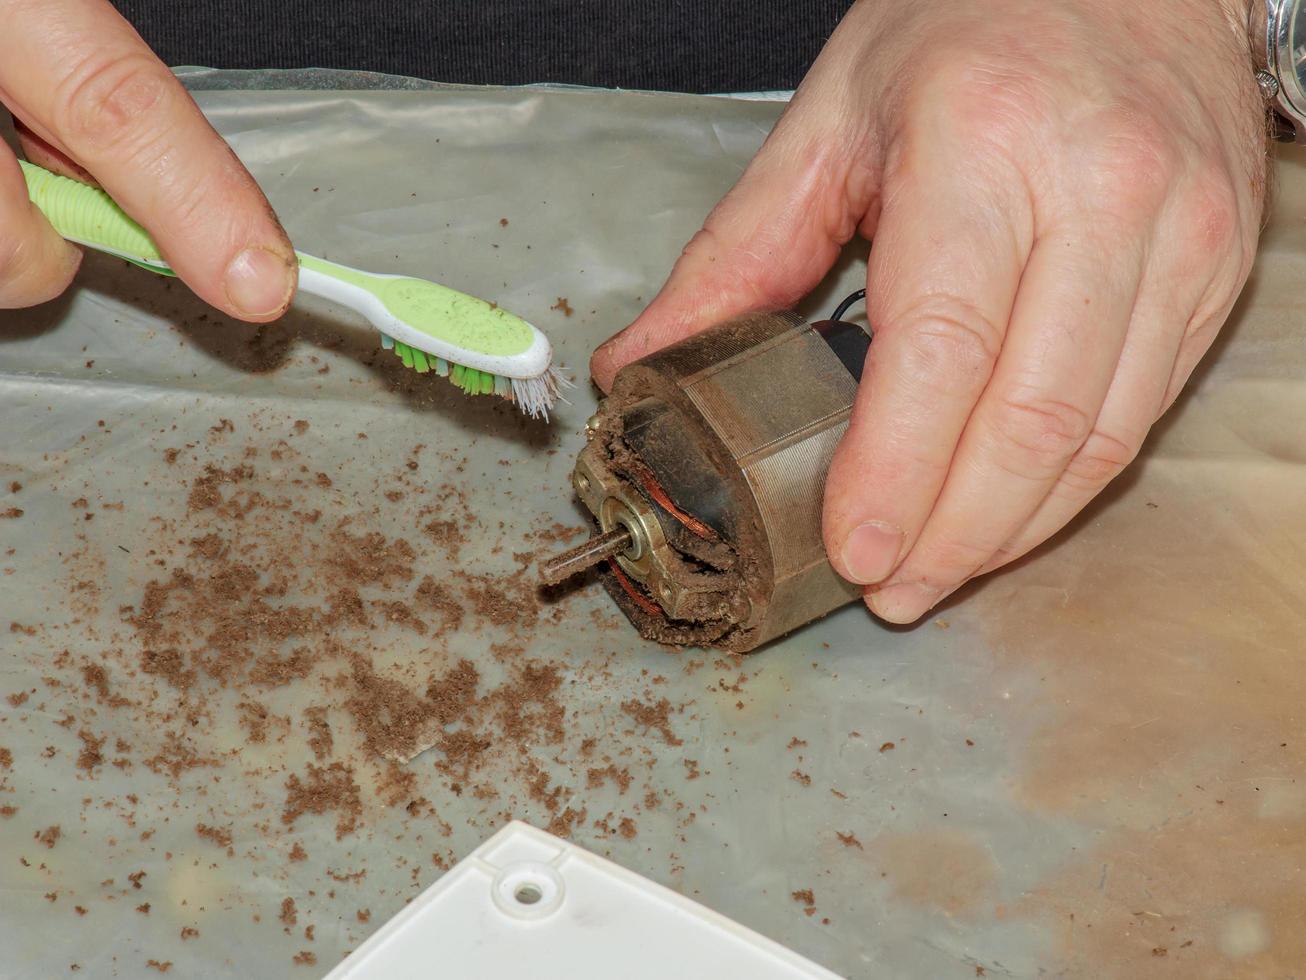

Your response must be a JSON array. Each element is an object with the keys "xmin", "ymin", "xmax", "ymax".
[{"xmin": 0, "ymin": 0, "xmax": 295, "ymax": 320}]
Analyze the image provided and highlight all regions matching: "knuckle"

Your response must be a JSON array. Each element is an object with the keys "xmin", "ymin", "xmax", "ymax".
[
  {"xmin": 55, "ymin": 52, "xmax": 176, "ymax": 153},
  {"xmin": 988, "ymin": 390, "xmax": 1094, "ymax": 478},
  {"xmin": 1062, "ymin": 428, "xmax": 1141, "ymax": 489},
  {"xmin": 912, "ymin": 50, "xmax": 1047, "ymax": 149},
  {"xmin": 886, "ymin": 296, "xmax": 1004, "ymax": 392},
  {"xmin": 1086, "ymin": 113, "xmax": 1177, "ymax": 211},
  {"xmin": 1179, "ymin": 165, "xmax": 1240, "ymax": 252}
]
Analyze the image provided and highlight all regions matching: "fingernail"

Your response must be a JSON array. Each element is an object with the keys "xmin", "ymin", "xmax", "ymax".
[
  {"xmin": 867, "ymin": 582, "xmax": 943, "ymax": 624},
  {"xmin": 224, "ymin": 246, "xmax": 294, "ymax": 317},
  {"xmin": 841, "ymin": 521, "xmax": 904, "ymax": 585}
]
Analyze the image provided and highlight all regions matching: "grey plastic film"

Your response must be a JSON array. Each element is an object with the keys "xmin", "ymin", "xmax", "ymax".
[{"xmin": 1, "ymin": 72, "xmax": 1304, "ymax": 978}]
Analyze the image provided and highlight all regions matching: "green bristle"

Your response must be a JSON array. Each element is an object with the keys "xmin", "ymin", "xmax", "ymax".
[{"xmin": 384, "ymin": 342, "xmax": 533, "ymax": 408}]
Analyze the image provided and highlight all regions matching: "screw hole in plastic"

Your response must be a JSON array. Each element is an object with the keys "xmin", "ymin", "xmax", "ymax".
[
  {"xmin": 514, "ymin": 883, "xmax": 543, "ymax": 906},
  {"xmin": 491, "ymin": 861, "xmax": 564, "ymax": 919}
]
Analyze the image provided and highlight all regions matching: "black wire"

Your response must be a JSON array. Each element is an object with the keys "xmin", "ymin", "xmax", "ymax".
[{"xmin": 829, "ymin": 288, "xmax": 866, "ymax": 323}]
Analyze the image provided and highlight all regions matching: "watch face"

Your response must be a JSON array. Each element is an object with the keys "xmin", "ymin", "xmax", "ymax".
[
  {"xmin": 1272, "ymin": 0, "xmax": 1306, "ymax": 125},
  {"xmin": 1293, "ymin": 1, "xmax": 1306, "ymax": 94}
]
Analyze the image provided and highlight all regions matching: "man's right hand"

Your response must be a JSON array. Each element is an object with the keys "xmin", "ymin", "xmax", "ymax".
[{"xmin": 0, "ymin": 0, "xmax": 296, "ymax": 317}]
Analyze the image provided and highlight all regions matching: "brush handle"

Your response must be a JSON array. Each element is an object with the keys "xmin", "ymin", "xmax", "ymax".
[
  {"xmin": 20, "ymin": 160, "xmax": 176, "ymax": 276},
  {"xmin": 20, "ymin": 160, "xmax": 554, "ymax": 389},
  {"xmin": 20, "ymin": 160, "xmax": 379, "ymax": 324}
]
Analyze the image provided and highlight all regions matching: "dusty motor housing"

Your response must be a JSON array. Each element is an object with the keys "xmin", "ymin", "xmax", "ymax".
[{"xmin": 568, "ymin": 309, "xmax": 870, "ymax": 652}]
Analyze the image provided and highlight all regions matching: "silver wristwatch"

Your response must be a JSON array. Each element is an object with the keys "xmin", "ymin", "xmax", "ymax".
[{"xmin": 1254, "ymin": 0, "xmax": 1306, "ymax": 141}]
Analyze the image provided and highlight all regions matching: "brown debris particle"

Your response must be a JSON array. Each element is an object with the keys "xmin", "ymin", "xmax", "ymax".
[
  {"xmin": 36, "ymin": 825, "xmax": 61, "ymax": 848},
  {"xmin": 128, "ymin": 871, "xmax": 146, "ymax": 889},
  {"xmin": 344, "ymin": 657, "xmax": 441, "ymax": 763},
  {"xmin": 282, "ymin": 763, "xmax": 362, "ymax": 839},
  {"xmin": 80, "ymin": 663, "xmax": 111, "ymax": 700},
  {"xmin": 586, "ymin": 764, "xmax": 633, "ymax": 794},
  {"xmin": 326, "ymin": 529, "xmax": 414, "ymax": 587},
  {"xmin": 181, "ymin": 927, "xmax": 199, "ymax": 940},
  {"xmin": 280, "ymin": 897, "xmax": 298, "ymax": 927},
  {"xmin": 304, "ymin": 707, "xmax": 333, "ymax": 761},
  {"xmin": 75, "ymin": 731, "xmax": 105, "ymax": 773},
  {"xmin": 791, "ymin": 770, "xmax": 811, "ymax": 787},
  {"xmin": 187, "ymin": 463, "xmax": 252, "ymax": 511},
  {"xmin": 357, "ymin": 908, "xmax": 371, "ymax": 922},
  {"xmin": 414, "ymin": 576, "xmax": 464, "ymax": 631},
  {"xmin": 146, "ymin": 960, "xmax": 172, "ymax": 973},
  {"xmin": 196, "ymin": 823, "xmax": 234, "ymax": 851},
  {"xmin": 136, "ymin": 903, "xmax": 151, "ymax": 914},
  {"xmin": 237, "ymin": 700, "xmax": 274, "ymax": 743},
  {"xmin": 836, "ymin": 831, "xmax": 863, "ymax": 850},
  {"xmin": 620, "ymin": 698, "xmax": 682, "ymax": 746},
  {"xmin": 879, "ymin": 742, "xmax": 896, "ymax": 753},
  {"xmin": 288, "ymin": 842, "xmax": 308, "ymax": 862},
  {"xmin": 292, "ymin": 952, "xmax": 317, "ymax": 966},
  {"xmin": 425, "ymin": 659, "xmax": 480, "ymax": 726},
  {"xmin": 551, "ymin": 297, "xmax": 574, "ymax": 316},
  {"xmin": 618, "ymin": 817, "xmax": 637, "ymax": 840}
]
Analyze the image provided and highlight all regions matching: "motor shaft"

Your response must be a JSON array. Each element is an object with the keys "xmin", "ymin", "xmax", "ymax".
[{"xmin": 539, "ymin": 527, "xmax": 632, "ymax": 585}]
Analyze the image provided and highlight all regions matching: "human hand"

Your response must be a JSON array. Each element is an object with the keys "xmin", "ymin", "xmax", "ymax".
[
  {"xmin": 591, "ymin": 0, "xmax": 1267, "ymax": 623},
  {"xmin": 0, "ymin": 0, "xmax": 295, "ymax": 317}
]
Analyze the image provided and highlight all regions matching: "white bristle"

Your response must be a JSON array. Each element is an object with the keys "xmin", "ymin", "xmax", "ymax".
[{"xmin": 510, "ymin": 367, "xmax": 573, "ymax": 421}]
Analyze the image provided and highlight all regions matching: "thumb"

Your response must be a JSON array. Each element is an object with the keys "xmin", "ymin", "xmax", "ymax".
[{"xmin": 589, "ymin": 113, "xmax": 875, "ymax": 392}]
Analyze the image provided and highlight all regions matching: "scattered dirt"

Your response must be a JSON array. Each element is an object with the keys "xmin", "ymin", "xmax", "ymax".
[
  {"xmin": 304, "ymin": 708, "xmax": 333, "ymax": 761},
  {"xmin": 196, "ymin": 823, "xmax": 234, "ymax": 852},
  {"xmin": 76, "ymin": 729, "xmax": 105, "ymax": 771},
  {"xmin": 620, "ymin": 698, "xmax": 682, "ymax": 746},
  {"xmin": 791, "ymin": 888, "xmax": 816, "ymax": 916},
  {"xmin": 283, "ymin": 763, "xmax": 363, "ymax": 840},
  {"xmin": 8, "ymin": 422, "xmax": 709, "ymax": 972},
  {"xmin": 35, "ymin": 825, "xmax": 60, "ymax": 848}
]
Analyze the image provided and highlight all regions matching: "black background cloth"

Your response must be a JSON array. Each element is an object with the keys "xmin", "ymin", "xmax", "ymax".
[{"xmin": 110, "ymin": 0, "xmax": 855, "ymax": 93}]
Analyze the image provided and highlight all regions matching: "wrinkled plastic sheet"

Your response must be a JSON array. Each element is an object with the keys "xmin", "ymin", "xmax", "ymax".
[{"xmin": 1, "ymin": 74, "xmax": 1305, "ymax": 979}]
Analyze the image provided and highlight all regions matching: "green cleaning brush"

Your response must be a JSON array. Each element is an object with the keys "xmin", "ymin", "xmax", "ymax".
[{"xmin": 21, "ymin": 161, "xmax": 568, "ymax": 420}]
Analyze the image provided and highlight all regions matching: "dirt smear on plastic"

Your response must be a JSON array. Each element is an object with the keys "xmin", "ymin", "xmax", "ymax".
[{"xmin": 977, "ymin": 469, "xmax": 1306, "ymax": 977}]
